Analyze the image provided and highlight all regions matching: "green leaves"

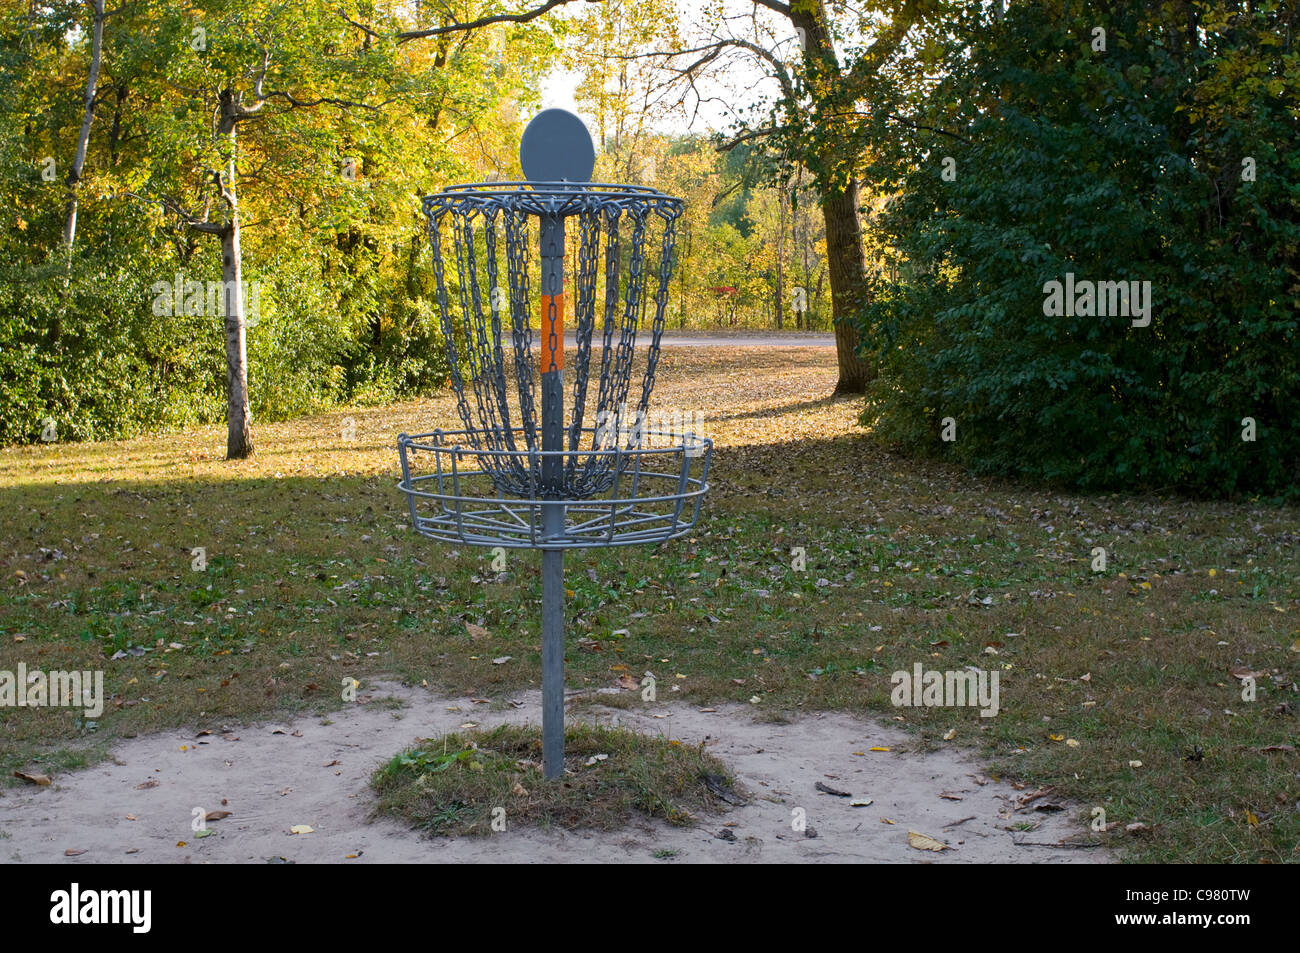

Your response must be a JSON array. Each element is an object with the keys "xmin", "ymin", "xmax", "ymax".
[{"xmin": 856, "ymin": 0, "xmax": 1300, "ymax": 497}]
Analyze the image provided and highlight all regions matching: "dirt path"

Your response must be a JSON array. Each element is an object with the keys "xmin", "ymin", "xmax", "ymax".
[{"xmin": 0, "ymin": 683, "xmax": 1107, "ymax": 864}]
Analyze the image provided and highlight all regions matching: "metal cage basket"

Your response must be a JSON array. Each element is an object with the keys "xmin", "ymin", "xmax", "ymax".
[
  {"xmin": 394, "ymin": 109, "xmax": 713, "ymax": 780},
  {"xmin": 397, "ymin": 174, "xmax": 711, "ymax": 549},
  {"xmin": 398, "ymin": 426, "xmax": 711, "ymax": 549}
]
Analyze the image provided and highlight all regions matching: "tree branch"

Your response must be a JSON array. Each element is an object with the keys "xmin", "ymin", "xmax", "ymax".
[{"xmin": 394, "ymin": 0, "xmax": 583, "ymax": 43}]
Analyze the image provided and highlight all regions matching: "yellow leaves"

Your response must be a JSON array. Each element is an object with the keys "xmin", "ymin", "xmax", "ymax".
[
  {"xmin": 907, "ymin": 831, "xmax": 951, "ymax": 852},
  {"xmin": 1049, "ymin": 733, "xmax": 1064, "ymax": 742},
  {"xmin": 289, "ymin": 824, "xmax": 314, "ymax": 834},
  {"xmin": 869, "ymin": 746, "xmax": 891, "ymax": 752}
]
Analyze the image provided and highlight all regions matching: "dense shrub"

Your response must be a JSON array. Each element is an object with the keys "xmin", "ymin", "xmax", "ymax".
[{"xmin": 856, "ymin": 2, "xmax": 1300, "ymax": 498}]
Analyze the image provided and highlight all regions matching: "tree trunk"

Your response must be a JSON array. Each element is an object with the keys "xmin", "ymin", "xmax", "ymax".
[
  {"xmin": 787, "ymin": 0, "xmax": 875, "ymax": 394},
  {"xmin": 222, "ymin": 220, "xmax": 253, "ymax": 459},
  {"xmin": 63, "ymin": 0, "xmax": 105, "ymax": 264},
  {"xmin": 775, "ymin": 187, "xmax": 785, "ymax": 329},
  {"xmin": 822, "ymin": 180, "xmax": 874, "ymax": 394},
  {"xmin": 218, "ymin": 92, "xmax": 253, "ymax": 459}
]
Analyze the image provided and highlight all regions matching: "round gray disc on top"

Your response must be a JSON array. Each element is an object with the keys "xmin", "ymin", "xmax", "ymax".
[{"xmin": 520, "ymin": 108, "xmax": 596, "ymax": 183}]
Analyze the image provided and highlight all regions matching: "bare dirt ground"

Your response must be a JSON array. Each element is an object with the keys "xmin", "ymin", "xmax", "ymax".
[{"xmin": 0, "ymin": 681, "xmax": 1107, "ymax": 864}]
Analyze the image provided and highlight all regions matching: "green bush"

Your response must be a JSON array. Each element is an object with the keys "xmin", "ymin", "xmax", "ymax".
[{"xmin": 856, "ymin": 2, "xmax": 1300, "ymax": 498}]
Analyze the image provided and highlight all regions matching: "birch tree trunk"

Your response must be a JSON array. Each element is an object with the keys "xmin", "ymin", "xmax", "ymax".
[
  {"xmin": 63, "ymin": 0, "xmax": 105, "ymax": 263},
  {"xmin": 217, "ymin": 92, "xmax": 253, "ymax": 459}
]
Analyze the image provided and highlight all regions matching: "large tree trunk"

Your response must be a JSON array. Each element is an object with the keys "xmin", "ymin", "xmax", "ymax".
[
  {"xmin": 788, "ymin": 0, "xmax": 875, "ymax": 394},
  {"xmin": 822, "ymin": 180, "xmax": 874, "ymax": 394}
]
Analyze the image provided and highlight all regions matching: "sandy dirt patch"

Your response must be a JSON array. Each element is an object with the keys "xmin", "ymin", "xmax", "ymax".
[{"xmin": 0, "ymin": 683, "xmax": 1109, "ymax": 864}]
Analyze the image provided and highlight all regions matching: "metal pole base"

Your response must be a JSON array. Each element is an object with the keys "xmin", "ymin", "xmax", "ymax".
[{"xmin": 541, "ymin": 546, "xmax": 565, "ymax": 780}]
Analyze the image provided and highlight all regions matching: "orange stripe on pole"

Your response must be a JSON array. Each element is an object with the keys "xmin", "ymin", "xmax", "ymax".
[{"xmin": 540, "ymin": 293, "xmax": 564, "ymax": 373}]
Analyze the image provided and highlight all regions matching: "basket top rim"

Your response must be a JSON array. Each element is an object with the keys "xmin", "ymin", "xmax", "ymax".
[{"xmin": 421, "ymin": 181, "xmax": 684, "ymax": 214}]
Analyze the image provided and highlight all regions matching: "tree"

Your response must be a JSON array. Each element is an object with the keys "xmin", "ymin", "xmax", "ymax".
[
  {"xmin": 632, "ymin": 0, "xmax": 930, "ymax": 392},
  {"xmin": 857, "ymin": 0, "xmax": 1300, "ymax": 496}
]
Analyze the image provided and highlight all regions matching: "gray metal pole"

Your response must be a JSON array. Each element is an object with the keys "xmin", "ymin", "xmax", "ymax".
[
  {"xmin": 541, "ymin": 545, "xmax": 564, "ymax": 780},
  {"xmin": 539, "ymin": 212, "xmax": 565, "ymax": 781}
]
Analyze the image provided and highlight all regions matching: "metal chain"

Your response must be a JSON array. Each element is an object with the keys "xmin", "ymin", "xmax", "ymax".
[{"xmin": 421, "ymin": 188, "xmax": 682, "ymax": 500}]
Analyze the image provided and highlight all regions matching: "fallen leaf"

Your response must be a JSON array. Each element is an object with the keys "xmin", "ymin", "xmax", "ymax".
[
  {"xmin": 1261, "ymin": 744, "xmax": 1295, "ymax": 754},
  {"xmin": 1016, "ymin": 786, "xmax": 1056, "ymax": 811},
  {"xmin": 289, "ymin": 825, "xmax": 314, "ymax": 835},
  {"xmin": 64, "ymin": 848, "xmax": 86, "ymax": 856},
  {"xmin": 942, "ymin": 728, "xmax": 956, "ymax": 741},
  {"xmin": 13, "ymin": 771, "xmax": 51, "ymax": 786},
  {"xmin": 203, "ymin": 810, "xmax": 232, "ymax": 822},
  {"xmin": 939, "ymin": 792, "xmax": 963, "ymax": 801},
  {"xmin": 815, "ymin": 781, "xmax": 851, "ymax": 797},
  {"xmin": 491, "ymin": 656, "xmax": 512, "ymax": 665},
  {"xmin": 617, "ymin": 674, "xmax": 639, "ymax": 690},
  {"xmin": 584, "ymin": 754, "xmax": 609, "ymax": 766},
  {"xmin": 907, "ymin": 831, "xmax": 951, "ymax": 852},
  {"xmin": 465, "ymin": 622, "xmax": 490, "ymax": 639},
  {"xmin": 869, "ymin": 746, "xmax": 891, "ymax": 752},
  {"xmin": 135, "ymin": 779, "xmax": 159, "ymax": 790}
]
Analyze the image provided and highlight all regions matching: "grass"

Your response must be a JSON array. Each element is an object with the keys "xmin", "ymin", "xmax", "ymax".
[
  {"xmin": 370, "ymin": 723, "xmax": 738, "ymax": 836},
  {"xmin": 1, "ymin": 345, "xmax": 1297, "ymax": 860}
]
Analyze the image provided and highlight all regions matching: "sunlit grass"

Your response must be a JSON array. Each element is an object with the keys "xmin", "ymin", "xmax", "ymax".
[{"xmin": 1, "ymin": 345, "xmax": 1297, "ymax": 861}]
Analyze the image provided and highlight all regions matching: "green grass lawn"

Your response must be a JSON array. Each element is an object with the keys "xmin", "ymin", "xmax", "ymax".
[{"xmin": 1, "ymin": 346, "xmax": 1297, "ymax": 861}]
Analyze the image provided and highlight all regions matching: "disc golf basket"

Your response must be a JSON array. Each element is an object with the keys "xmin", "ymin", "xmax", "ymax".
[{"xmin": 397, "ymin": 109, "xmax": 712, "ymax": 780}]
